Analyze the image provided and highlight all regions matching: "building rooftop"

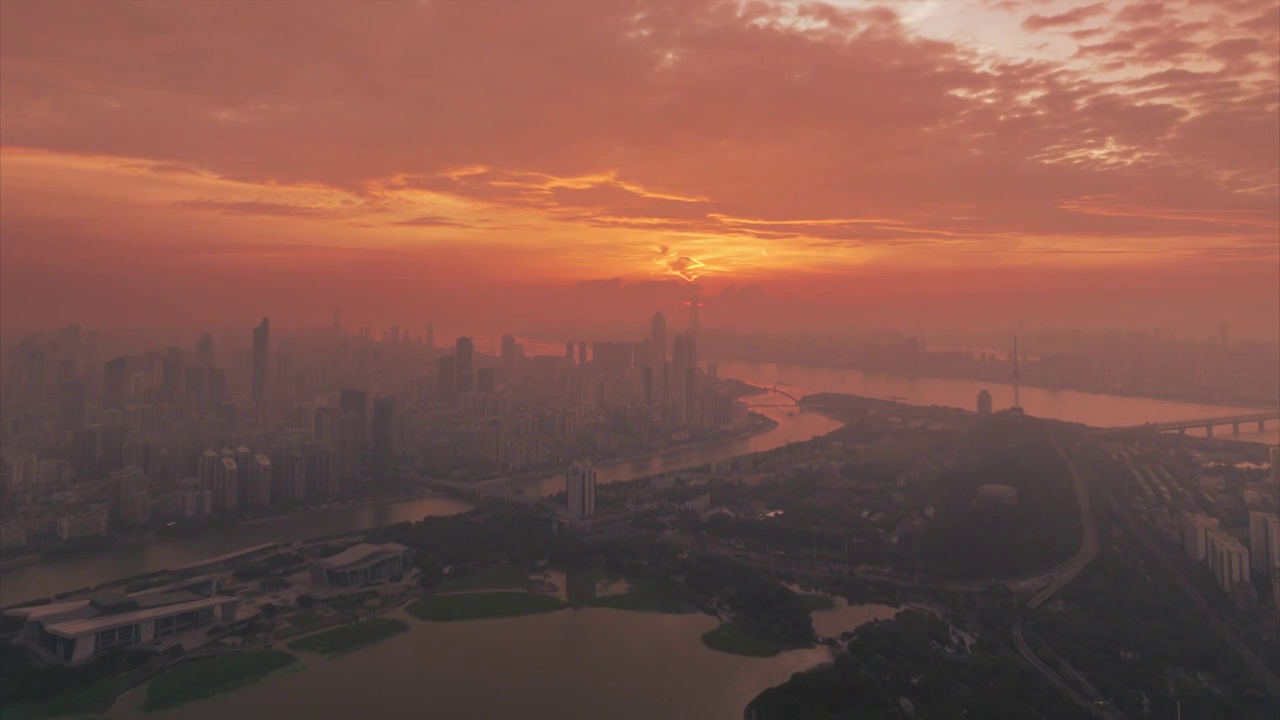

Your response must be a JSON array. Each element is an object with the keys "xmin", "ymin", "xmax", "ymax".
[
  {"xmin": 312, "ymin": 543, "xmax": 409, "ymax": 571},
  {"xmin": 7, "ymin": 588, "xmax": 231, "ymax": 639}
]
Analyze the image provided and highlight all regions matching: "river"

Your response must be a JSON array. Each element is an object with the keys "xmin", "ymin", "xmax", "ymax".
[{"xmin": 3, "ymin": 361, "xmax": 1274, "ymax": 606}]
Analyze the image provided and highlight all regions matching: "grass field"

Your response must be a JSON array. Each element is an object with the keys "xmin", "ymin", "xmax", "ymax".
[
  {"xmin": 587, "ymin": 582, "xmax": 695, "ymax": 614},
  {"xmin": 140, "ymin": 649, "xmax": 297, "ymax": 712},
  {"xmin": 0, "ymin": 668, "xmax": 148, "ymax": 719},
  {"xmin": 287, "ymin": 619, "xmax": 408, "ymax": 656},
  {"xmin": 701, "ymin": 624, "xmax": 787, "ymax": 658},
  {"xmin": 407, "ymin": 592, "xmax": 567, "ymax": 622}
]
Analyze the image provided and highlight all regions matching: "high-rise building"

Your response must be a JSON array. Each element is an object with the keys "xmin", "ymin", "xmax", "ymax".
[
  {"xmin": 476, "ymin": 368, "xmax": 496, "ymax": 394},
  {"xmin": 642, "ymin": 366, "xmax": 654, "ymax": 406},
  {"xmin": 1271, "ymin": 445, "xmax": 1279, "ymax": 485},
  {"xmin": 251, "ymin": 318, "xmax": 270, "ymax": 407},
  {"xmin": 103, "ymin": 357, "xmax": 128, "ymax": 411},
  {"xmin": 162, "ymin": 347, "xmax": 184, "ymax": 399},
  {"xmin": 371, "ymin": 397, "xmax": 394, "ymax": 484},
  {"xmin": 195, "ymin": 333, "xmax": 215, "ymax": 366},
  {"xmin": 565, "ymin": 343, "xmax": 574, "ymax": 362},
  {"xmin": 248, "ymin": 454, "xmax": 273, "ymax": 507},
  {"xmin": 577, "ymin": 342, "xmax": 588, "ymax": 367},
  {"xmin": 592, "ymin": 342, "xmax": 633, "ymax": 374},
  {"xmin": 339, "ymin": 389, "xmax": 368, "ymax": 450},
  {"xmin": 500, "ymin": 335, "xmax": 518, "ymax": 365},
  {"xmin": 59, "ymin": 381, "xmax": 86, "ymax": 432},
  {"xmin": 1249, "ymin": 511, "xmax": 1280, "ymax": 574},
  {"xmin": 976, "ymin": 389, "xmax": 993, "ymax": 415},
  {"xmin": 198, "ymin": 449, "xmax": 219, "ymax": 492},
  {"xmin": 1183, "ymin": 512, "xmax": 1220, "ymax": 562},
  {"xmin": 425, "ymin": 322, "xmax": 435, "ymax": 350},
  {"xmin": 651, "ymin": 312, "xmax": 667, "ymax": 368},
  {"xmin": 214, "ymin": 457, "xmax": 239, "ymax": 512},
  {"xmin": 438, "ymin": 356, "xmax": 456, "ymax": 401},
  {"xmin": 566, "ymin": 459, "xmax": 597, "ymax": 519},
  {"xmin": 1207, "ymin": 530, "xmax": 1250, "ymax": 591},
  {"xmin": 456, "ymin": 337, "xmax": 474, "ymax": 393}
]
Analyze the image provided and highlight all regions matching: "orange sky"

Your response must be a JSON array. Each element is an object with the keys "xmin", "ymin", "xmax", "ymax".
[{"xmin": 1, "ymin": 0, "xmax": 1277, "ymax": 338}]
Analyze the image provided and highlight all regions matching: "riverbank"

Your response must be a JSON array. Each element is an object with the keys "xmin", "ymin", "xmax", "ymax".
[{"xmin": 716, "ymin": 356, "xmax": 1279, "ymax": 410}]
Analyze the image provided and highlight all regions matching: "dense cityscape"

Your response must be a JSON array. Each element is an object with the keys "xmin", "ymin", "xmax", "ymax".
[{"xmin": 3, "ymin": 0, "xmax": 1279, "ymax": 718}]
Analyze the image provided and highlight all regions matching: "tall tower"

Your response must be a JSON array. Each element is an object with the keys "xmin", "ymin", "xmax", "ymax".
[
  {"xmin": 251, "ymin": 317, "xmax": 270, "ymax": 407},
  {"xmin": 1011, "ymin": 334, "xmax": 1023, "ymax": 414},
  {"xmin": 651, "ymin": 312, "xmax": 667, "ymax": 367},
  {"xmin": 566, "ymin": 459, "xmax": 597, "ymax": 519}
]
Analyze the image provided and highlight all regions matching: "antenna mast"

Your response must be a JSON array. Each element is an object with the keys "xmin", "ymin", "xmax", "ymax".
[{"xmin": 1012, "ymin": 333, "xmax": 1023, "ymax": 413}]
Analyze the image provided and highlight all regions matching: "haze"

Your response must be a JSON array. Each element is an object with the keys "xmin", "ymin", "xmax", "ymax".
[{"xmin": 1, "ymin": 0, "xmax": 1277, "ymax": 340}]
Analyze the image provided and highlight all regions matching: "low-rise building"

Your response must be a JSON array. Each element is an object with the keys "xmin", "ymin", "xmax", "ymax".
[
  {"xmin": 56, "ymin": 505, "xmax": 109, "ymax": 540},
  {"xmin": 306, "ymin": 543, "xmax": 412, "ymax": 588},
  {"xmin": 5, "ymin": 587, "xmax": 239, "ymax": 665}
]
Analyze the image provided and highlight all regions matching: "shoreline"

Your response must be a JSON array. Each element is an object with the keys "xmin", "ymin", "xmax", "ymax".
[{"xmin": 715, "ymin": 358, "xmax": 1280, "ymax": 411}]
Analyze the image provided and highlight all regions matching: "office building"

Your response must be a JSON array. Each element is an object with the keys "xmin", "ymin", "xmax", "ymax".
[
  {"xmin": 195, "ymin": 333, "xmax": 215, "ymax": 366},
  {"xmin": 566, "ymin": 459, "xmax": 597, "ymax": 519},
  {"xmin": 251, "ymin": 317, "xmax": 269, "ymax": 407},
  {"xmin": 455, "ymin": 337, "xmax": 474, "ymax": 393},
  {"xmin": 438, "ymin": 356, "xmax": 457, "ymax": 401},
  {"xmin": 577, "ymin": 342, "xmax": 588, "ymax": 366},
  {"xmin": 977, "ymin": 389, "xmax": 993, "ymax": 415}
]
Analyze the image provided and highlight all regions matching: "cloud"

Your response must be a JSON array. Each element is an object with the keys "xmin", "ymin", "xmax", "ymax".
[
  {"xmin": 1022, "ymin": 2, "xmax": 1110, "ymax": 31},
  {"xmin": 0, "ymin": 0, "xmax": 1275, "ymax": 288}
]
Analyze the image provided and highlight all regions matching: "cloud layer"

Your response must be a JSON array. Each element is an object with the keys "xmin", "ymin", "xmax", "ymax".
[{"xmin": 0, "ymin": 0, "xmax": 1277, "ymax": 332}]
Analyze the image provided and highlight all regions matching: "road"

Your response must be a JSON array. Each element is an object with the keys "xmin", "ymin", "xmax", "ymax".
[{"xmin": 1014, "ymin": 439, "xmax": 1126, "ymax": 719}]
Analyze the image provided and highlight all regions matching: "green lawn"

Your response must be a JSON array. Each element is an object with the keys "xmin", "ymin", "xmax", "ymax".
[
  {"xmin": 0, "ymin": 669, "xmax": 148, "ymax": 719},
  {"xmin": 287, "ymin": 619, "xmax": 408, "ymax": 656},
  {"xmin": 140, "ymin": 649, "xmax": 297, "ymax": 712},
  {"xmin": 797, "ymin": 593, "xmax": 836, "ymax": 612},
  {"xmin": 407, "ymin": 592, "xmax": 567, "ymax": 622},
  {"xmin": 434, "ymin": 564, "xmax": 529, "ymax": 593},
  {"xmin": 701, "ymin": 624, "xmax": 788, "ymax": 658},
  {"xmin": 588, "ymin": 582, "xmax": 695, "ymax": 614}
]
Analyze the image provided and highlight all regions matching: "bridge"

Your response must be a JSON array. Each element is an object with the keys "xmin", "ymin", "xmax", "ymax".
[
  {"xmin": 744, "ymin": 384, "xmax": 801, "ymax": 408},
  {"xmin": 1142, "ymin": 410, "xmax": 1278, "ymax": 437}
]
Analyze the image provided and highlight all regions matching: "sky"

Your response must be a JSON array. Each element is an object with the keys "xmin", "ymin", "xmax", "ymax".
[{"xmin": 1, "ymin": 0, "xmax": 1277, "ymax": 340}]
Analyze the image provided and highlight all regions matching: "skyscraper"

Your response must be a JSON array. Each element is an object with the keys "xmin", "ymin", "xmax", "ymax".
[
  {"xmin": 566, "ymin": 459, "xmax": 597, "ymax": 519},
  {"xmin": 251, "ymin": 317, "xmax": 270, "ymax": 407},
  {"xmin": 339, "ymin": 389, "xmax": 368, "ymax": 451},
  {"xmin": 195, "ymin": 333, "xmax": 215, "ymax": 367},
  {"xmin": 651, "ymin": 312, "xmax": 667, "ymax": 368},
  {"xmin": 59, "ymin": 381, "xmax": 86, "ymax": 432},
  {"xmin": 476, "ymin": 368, "xmax": 496, "ymax": 394},
  {"xmin": 455, "ymin": 337, "xmax": 474, "ymax": 393},
  {"xmin": 438, "ymin": 356, "xmax": 456, "ymax": 401},
  {"xmin": 103, "ymin": 356, "xmax": 127, "ymax": 411},
  {"xmin": 371, "ymin": 397, "xmax": 394, "ymax": 484}
]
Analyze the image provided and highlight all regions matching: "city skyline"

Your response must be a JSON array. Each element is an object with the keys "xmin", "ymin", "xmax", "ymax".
[{"xmin": 2, "ymin": 0, "xmax": 1277, "ymax": 338}]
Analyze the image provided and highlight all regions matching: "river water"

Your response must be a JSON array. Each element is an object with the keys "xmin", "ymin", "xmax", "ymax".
[
  {"xmin": 4, "ymin": 362, "xmax": 1274, "ymax": 607},
  {"xmin": 108, "ymin": 607, "xmax": 838, "ymax": 720}
]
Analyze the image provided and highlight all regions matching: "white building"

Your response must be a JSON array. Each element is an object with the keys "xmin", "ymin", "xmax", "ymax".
[
  {"xmin": 1182, "ymin": 512, "xmax": 1220, "ymax": 562},
  {"xmin": 5, "ymin": 587, "xmax": 239, "ymax": 665},
  {"xmin": 248, "ymin": 454, "xmax": 272, "ymax": 507},
  {"xmin": 566, "ymin": 459, "xmax": 597, "ymax": 519},
  {"xmin": 307, "ymin": 543, "xmax": 412, "ymax": 587},
  {"xmin": 1249, "ymin": 511, "xmax": 1280, "ymax": 574},
  {"xmin": 1207, "ymin": 530, "xmax": 1250, "ymax": 591}
]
